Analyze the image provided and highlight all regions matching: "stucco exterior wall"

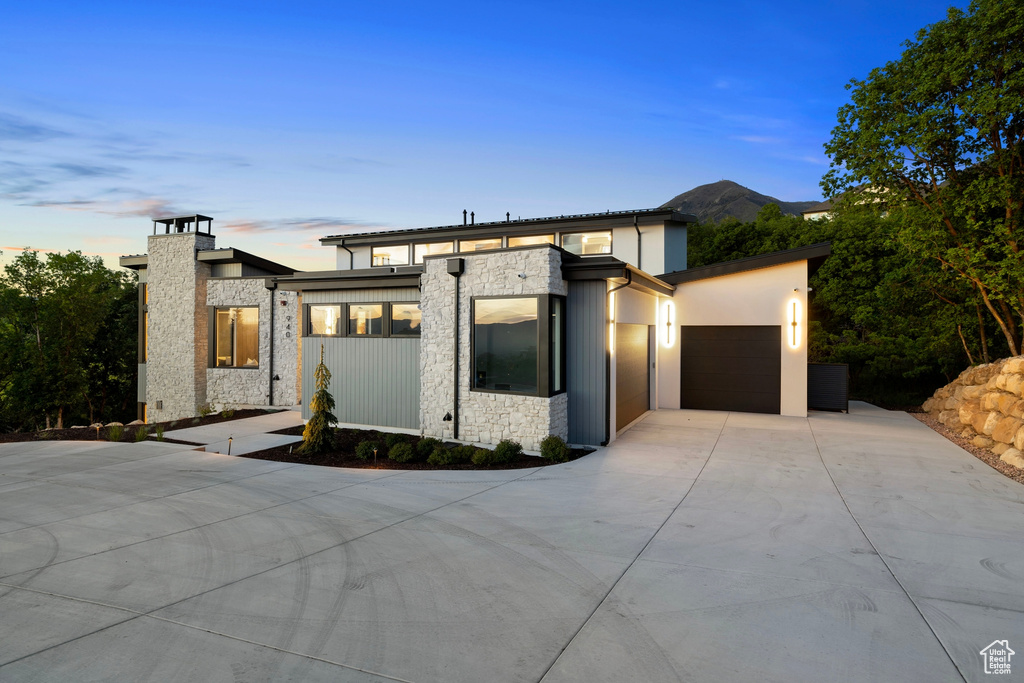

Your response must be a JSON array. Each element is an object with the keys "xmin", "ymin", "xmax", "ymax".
[
  {"xmin": 419, "ymin": 246, "xmax": 568, "ymax": 450},
  {"xmin": 206, "ymin": 278, "xmax": 300, "ymax": 409},
  {"xmin": 657, "ymin": 260, "xmax": 808, "ymax": 416},
  {"xmin": 145, "ymin": 232, "xmax": 214, "ymax": 422}
]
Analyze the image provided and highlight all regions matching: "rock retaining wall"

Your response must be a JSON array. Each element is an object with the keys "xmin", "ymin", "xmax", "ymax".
[{"xmin": 922, "ymin": 357, "xmax": 1024, "ymax": 469}]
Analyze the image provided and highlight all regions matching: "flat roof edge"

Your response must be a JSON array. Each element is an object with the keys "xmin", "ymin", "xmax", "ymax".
[{"xmin": 658, "ymin": 242, "xmax": 832, "ymax": 284}]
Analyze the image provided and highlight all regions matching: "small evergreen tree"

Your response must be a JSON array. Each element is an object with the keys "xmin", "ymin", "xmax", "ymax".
[{"xmin": 300, "ymin": 344, "xmax": 337, "ymax": 453}]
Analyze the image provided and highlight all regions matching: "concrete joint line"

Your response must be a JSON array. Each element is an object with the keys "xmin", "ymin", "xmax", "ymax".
[
  {"xmin": 536, "ymin": 415, "xmax": 729, "ymax": 683},
  {"xmin": 807, "ymin": 420, "xmax": 969, "ymax": 683}
]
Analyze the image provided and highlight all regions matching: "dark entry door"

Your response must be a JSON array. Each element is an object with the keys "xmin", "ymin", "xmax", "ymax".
[
  {"xmin": 680, "ymin": 325, "xmax": 781, "ymax": 414},
  {"xmin": 616, "ymin": 323, "xmax": 650, "ymax": 431}
]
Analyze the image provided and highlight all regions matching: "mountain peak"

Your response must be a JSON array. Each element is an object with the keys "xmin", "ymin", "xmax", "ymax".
[{"xmin": 661, "ymin": 181, "xmax": 818, "ymax": 223}]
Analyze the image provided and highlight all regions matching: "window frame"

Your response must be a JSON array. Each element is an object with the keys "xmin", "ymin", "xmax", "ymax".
[
  {"xmin": 389, "ymin": 301, "xmax": 422, "ymax": 337},
  {"xmin": 470, "ymin": 294, "xmax": 566, "ymax": 398},
  {"xmin": 458, "ymin": 237, "xmax": 504, "ymax": 253},
  {"xmin": 370, "ymin": 244, "xmax": 410, "ymax": 267},
  {"xmin": 413, "ymin": 241, "xmax": 455, "ymax": 264},
  {"xmin": 560, "ymin": 230, "xmax": 613, "ymax": 256},
  {"xmin": 302, "ymin": 302, "xmax": 421, "ymax": 338},
  {"xmin": 507, "ymin": 234, "xmax": 555, "ymax": 248},
  {"xmin": 208, "ymin": 306, "xmax": 261, "ymax": 369}
]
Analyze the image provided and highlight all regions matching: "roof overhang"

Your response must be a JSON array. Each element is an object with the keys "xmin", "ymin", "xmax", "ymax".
[
  {"xmin": 320, "ymin": 208, "xmax": 697, "ymax": 247},
  {"xmin": 119, "ymin": 255, "xmax": 148, "ymax": 270},
  {"xmin": 197, "ymin": 248, "xmax": 296, "ymax": 275},
  {"xmin": 271, "ymin": 265, "xmax": 424, "ymax": 291},
  {"xmin": 658, "ymin": 242, "xmax": 832, "ymax": 285},
  {"xmin": 562, "ymin": 256, "xmax": 675, "ymax": 297}
]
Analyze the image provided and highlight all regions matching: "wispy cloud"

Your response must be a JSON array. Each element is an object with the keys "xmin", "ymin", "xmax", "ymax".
[
  {"xmin": 223, "ymin": 216, "xmax": 396, "ymax": 237},
  {"xmin": 0, "ymin": 112, "xmax": 69, "ymax": 142},
  {"xmin": 736, "ymin": 135, "xmax": 784, "ymax": 145},
  {"xmin": 26, "ymin": 197, "xmax": 186, "ymax": 218}
]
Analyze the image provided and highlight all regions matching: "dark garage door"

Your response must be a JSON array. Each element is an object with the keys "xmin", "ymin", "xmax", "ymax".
[
  {"xmin": 680, "ymin": 325, "xmax": 781, "ymax": 414},
  {"xmin": 616, "ymin": 323, "xmax": 650, "ymax": 431}
]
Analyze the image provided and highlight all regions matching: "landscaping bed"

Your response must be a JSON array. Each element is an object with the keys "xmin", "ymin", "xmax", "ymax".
[
  {"xmin": 0, "ymin": 408, "xmax": 282, "ymax": 444},
  {"xmin": 240, "ymin": 425, "xmax": 595, "ymax": 470}
]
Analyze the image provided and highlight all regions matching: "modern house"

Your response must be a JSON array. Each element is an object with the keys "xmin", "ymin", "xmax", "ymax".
[{"xmin": 121, "ymin": 210, "xmax": 830, "ymax": 450}]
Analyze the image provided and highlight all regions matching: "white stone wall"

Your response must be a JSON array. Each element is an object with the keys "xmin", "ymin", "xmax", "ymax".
[
  {"xmin": 419, "ymin": 246, "xmax": 568, "ymax": 450},
  {"xmin": 206, "ymin": 278, "xmax": 300, "ymax": 409},
  {"xmin": 145, "ymin": 232, "xmax": 215, "ymax": 422}
]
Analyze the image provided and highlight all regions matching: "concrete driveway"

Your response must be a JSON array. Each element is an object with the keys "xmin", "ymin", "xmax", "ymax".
[{"xmin": 1, "ymin": 404, "xmax": 1021, "ymax": 682}]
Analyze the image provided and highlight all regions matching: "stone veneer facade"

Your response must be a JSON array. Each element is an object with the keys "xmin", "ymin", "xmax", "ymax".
[
  {"xmin": 206, "ymin": 278, "xmax": 301, "ymax": 409},
  {"xmin": 145, "ymin": 232, "xmax": 215, "ymax": 422},
  {"xmin": 419, "ymin": 246, "xmax": 568, "ymax": 451}
]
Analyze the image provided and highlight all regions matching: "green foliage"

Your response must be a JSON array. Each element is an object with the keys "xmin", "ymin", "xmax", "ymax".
[
  {"xmin": 299, "ymin": 344, "xmax": 337, "ymax": 454},
  {"xmin": 134, "ymin": 426, "xmax": 149, "ymax": 442},
  {"xmin": 220, "ymin": 409, "xmax": 235, "ymax": 419},
  {"xmin": 154, "ymin": 424, "xmax": 165, "ymax": 442},
  {"xmin": 384, "ymin": 432, "xmax": 408, "ymax": 449},
  {"xmin": 823, "ymin": 0, "xmax": 1024, "ymax": 355},
  {"xmin": 196, "ymin": 403, "xmax": 214, "ymax": 418},
  {"xmin": 388, "ymin": 441, "xmax": 416, "ymax": 463},
  {"xmin": 470, "ymin": 447, "xmax": 498, "ymax": 466},
  {"xmin": 107, "ymin": 424, "xmax": 123, "ymax": 442},
  {"xmin": 427, "ymin": 444, "xmax": 475, "ymax": 466},
  {"xmin": 355, "ymin": 440, "xmax": 380, "ymax": 460},
  {"xmin": 540, "ymin": 435, "xmax": 571, "ymax": 463},
  {"xmin": 416, "ymin": 437, "xmax": 443, "ymax": 458},
  {"xmin": 0, "ymin": 249, "xmax": 138, "ymax": 431},
  {"xmin": 485, "ymin": 439, "xmax": 522, "ymax": 465}
]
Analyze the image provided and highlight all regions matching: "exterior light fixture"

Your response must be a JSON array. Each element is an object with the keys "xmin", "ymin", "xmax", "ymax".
[
  {"xmin": 609, "ymin": 322, "xmax": 615, "ymax": 354},
  {"xmin": 788, "ymin": 298, "xmax": 802, "ymax": 349},
  {"xmin": 608, "ymin": 291, "xmax": 615, "ymax": 321},
  {"xmin": 662, "ymin": 300, "xmax": 676, "ymax": 348},
  {"xmin": 228, "ymin": 436, "xmax": 233, "ymax": 455}
]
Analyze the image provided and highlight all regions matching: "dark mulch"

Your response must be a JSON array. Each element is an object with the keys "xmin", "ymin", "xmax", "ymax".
[
  {"xmin": 912, "ymin": 412, "xmax": 1024, "ymax": 486},
  {"xmin": 239, "ymin": 425, "xmax": 594, "ymax": 471},
  {"xmin": 0, "ymin": 409, "xmax": 283, "ymax": 444}
]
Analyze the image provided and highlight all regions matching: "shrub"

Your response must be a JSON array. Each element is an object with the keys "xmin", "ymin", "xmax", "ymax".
[
  {"xmin": 385, "ymin": 432, "xmax": 408, "ymax": 449},
  {"xmin": 154, "ymin": 424, "xmax": 165, "ymax": 442},
  {"xmin": 427, "ymin": 444, "xmax": 475, "ymax": 467},
  {"xmin": 540, "ymin": 435, "xmax": 571, "ymax": 463},
  {"xmin": 388, "ymin": 442, "xmax": 416, "ymax": 463},
  {"xmin": 416, "ymin": 437, "xmax": 442, "ymax": 458},
  {"xmin": 220, "ymin": 409, "xmax": 235, "ymax": 419},
  {"xmin": 471, "ymin": 447, "xmax": 497, "ymax": 466},
  {"xmin": 107, "ymin": 425, "xmax": 124, "ymax": 442},
  {"xmin": 197, "ymin": 403, "xmax": 214, "ymax": 418},
  {"xmin": 355, "ymin": 440, "xmax": 381, "ymax": 461},
  {"xmin": 492, "ymin": 439, "xmax": 523, "ymax": 464},
  {"xmin": 134, "ymin": 426, "xmax": 149, "ymax": 442}
]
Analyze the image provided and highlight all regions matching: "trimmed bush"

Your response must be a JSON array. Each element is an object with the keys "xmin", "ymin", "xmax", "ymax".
[
  {"xmin": 416, "ymin": 437, "xmax": 442, "ymax": 458},
  {"xmin": 492, "ymin": 439, "xmax": 523, "ymax": 464},
  {"xmin": 385, "ymin": 432, "xmax": 408, "ymax": 449},
  {"xmin": 540, "ymin": 435, "xmax": 571, "ymax": 463},
  {"xmin": 388, "ymin": 442, "xmax": 416, "ymax": 463},
  {"xmin": 355, "ymin": 440, "xmax": 381, "ymax": 460},
  {"xmin": 427, "ymin": 444, "xmax": 475, "ymax": 467},
  {"xmin": 471, "ymin": 447, "xmax": 497, "ymax": 466}
]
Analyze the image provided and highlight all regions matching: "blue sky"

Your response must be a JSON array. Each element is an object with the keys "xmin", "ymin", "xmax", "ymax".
[{"xmin": 0, "ymin": 0, "xmax": 964, "ymax": 272}]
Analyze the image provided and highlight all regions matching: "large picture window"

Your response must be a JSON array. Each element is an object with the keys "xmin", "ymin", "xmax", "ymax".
[
  {"xmin": 308, "ymin": 305, "xmax": 342, "ymax": 336},
  {"xmin": 349, "ymin": 304, "xmax": 383, "ymax": 336},
  {"xmin": 371, "ymin": 244, "xmax": 410, "ymax": 267},
  {"xmin": 391, "ymin": 303, "xmax": 422, "ymax": 336},
  {"xmin": 214, "ymin": 307, "xmax": 259, "ymax": 368},
  {"xmin": 472, "ymin": 295, "xmax": 565, "ymax": 397}
]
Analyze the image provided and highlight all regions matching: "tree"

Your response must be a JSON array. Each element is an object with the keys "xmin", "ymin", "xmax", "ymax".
[
  {"xmin": 0, "ymin": 249, "xmax": 137, "ymax": 431},
  {"xmin": 299, "ymin": 343, "xmax": 337, "ymax": 454},
  {"xmin": 823, "ymin": 0, "xmax": 1024, "ymax": 354}
]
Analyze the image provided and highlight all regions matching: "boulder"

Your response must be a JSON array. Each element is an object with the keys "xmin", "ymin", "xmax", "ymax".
[
  {"xmin": 1003, "ymin": 357, "xmax": 1024, "ymax": 374},
  {"xmin": 992, "ymin": 442, "xmax": 1010, "ymax": 456},
  {"xmin": 992, "ymin": 417, "xmax": 1024, "ymax": 444},
  {"xmin": 1015, "ymin": 426, "xmax": 1024, "ymax": 452},
  {"xmin": 105, "ymin": 422, "xmax": 124, "ymax": 427},
  {"xmin": 982, "ymin": 393, "xmax": 1001, "ymax": 411},
  {"xmin": 89, "ymin": 423, "xmax": 103, "ymax": 429},
  {"xmin": 962, "ymin": 385, "xmax": 986, "ymax": 400},
  {"xmin": 997, "ymin": 394, "xmax": 1019, "ymax": 414},
  {"xmin": 128, "ymin": 420, "xmax": 145, "ymax": 425},
  {"xmin": 959, "ymin": 400, "xmax": 982, "ymax": 426},
  {"xmin": 1000, "ymin": 449, "xmax": 1024, "ymax": 469},
  {"xmin": 973, "ymin": 435, "xmax": 994, "ymax": 448},
  {"xmin": 1006, "ymin": 374, "xmax": 1024, "ymax": 397},
  {"xmin": 982, "ymin": 411, "xmax": 1002, "ymax": 436}
]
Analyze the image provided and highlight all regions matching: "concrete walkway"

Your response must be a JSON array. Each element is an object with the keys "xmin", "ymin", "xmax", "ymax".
[
  {"xmin": 0, "ymin": 404, "xmax": 1021, "ymax": 682},
  {"xmin": 161, "ymin": 409, "xmax": 304, "ymax": 455}
]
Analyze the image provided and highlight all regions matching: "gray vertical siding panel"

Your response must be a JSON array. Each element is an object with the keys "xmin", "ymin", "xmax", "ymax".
[
  {"xmin": 302, "ymin": 337, "xmax": 420, "ymax": 429},
  {"xmin": 302, "ymin": 288, "xmax": 419, "ymax": 304},
  {"xmin": 568, "ymin": 280, "xmax": 607, "ymax": 445}
]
